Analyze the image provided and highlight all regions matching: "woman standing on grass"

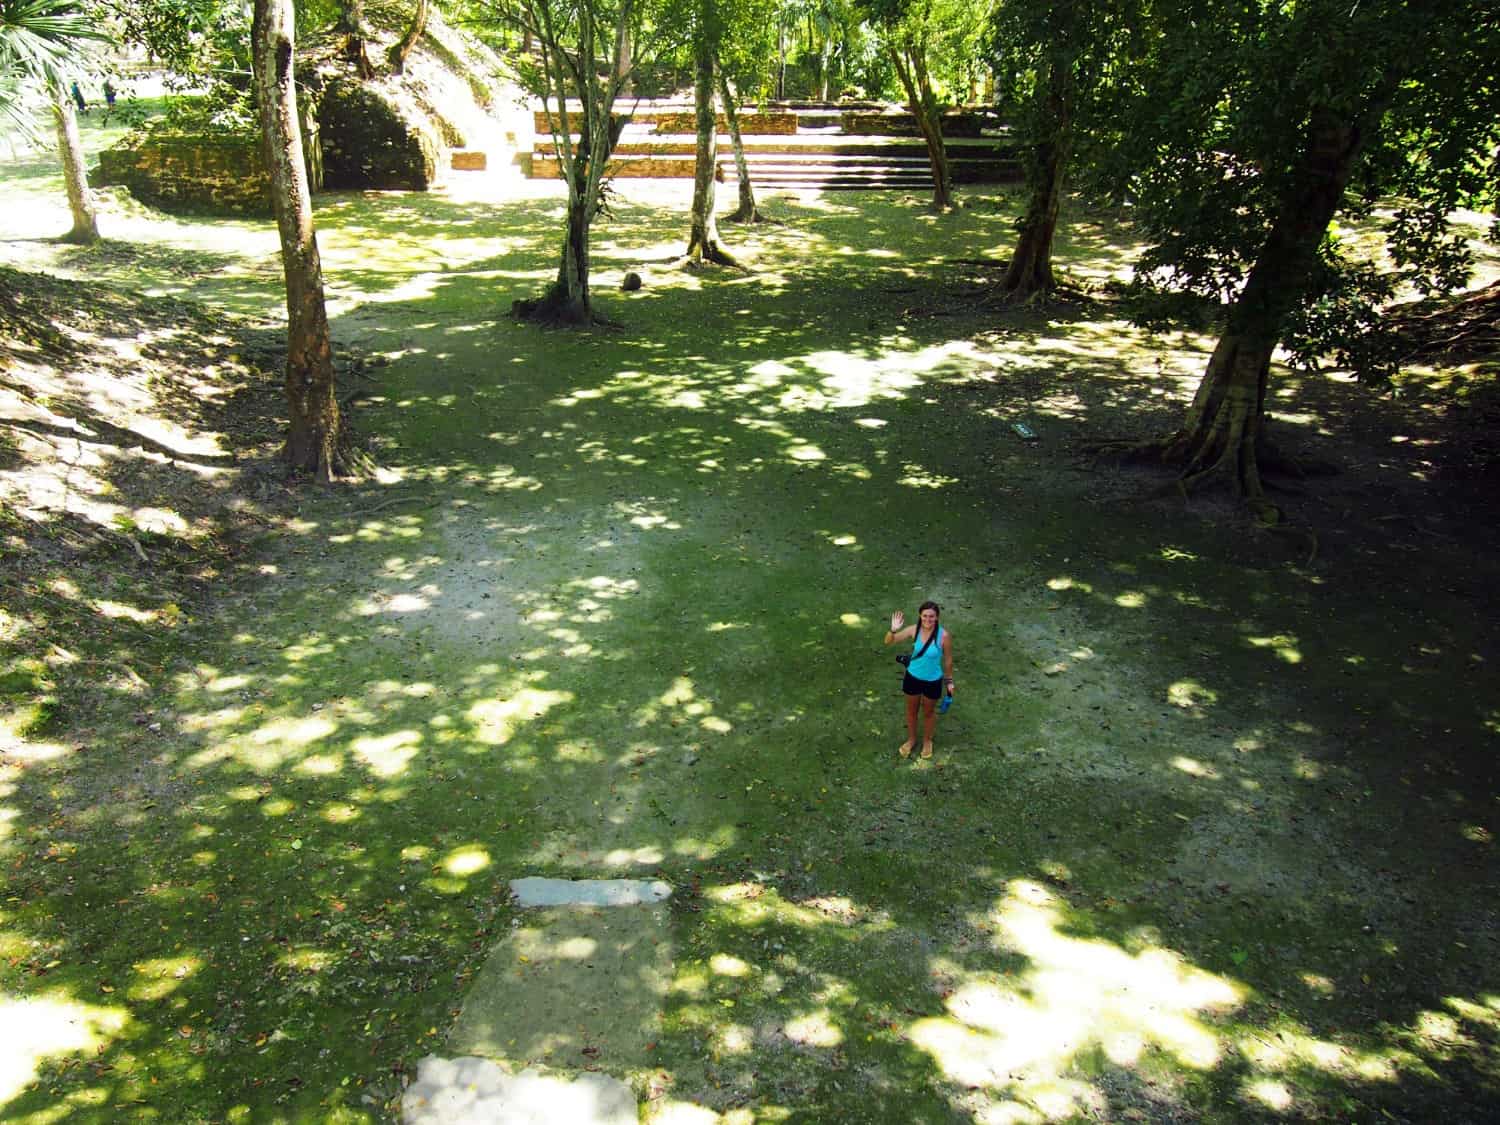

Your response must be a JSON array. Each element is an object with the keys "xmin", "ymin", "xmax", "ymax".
[{"xmin": 884, "ymin": 600, "xmax": 954, "ymax": 760}]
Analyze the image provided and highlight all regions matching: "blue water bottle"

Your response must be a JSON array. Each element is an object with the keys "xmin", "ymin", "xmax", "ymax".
[{"xmin": 938, "ymin": 691, "xmax": 953, "ymax": 715}]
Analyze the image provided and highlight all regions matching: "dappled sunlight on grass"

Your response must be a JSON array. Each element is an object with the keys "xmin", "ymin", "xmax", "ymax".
[
  {"xmin": 469, "ymin": 687, "xmax": 574, "ymax": 747},
  {"xmin": 4, "ymin": 132, "xmax": 1497, "ymax": 1123},
  {"xmin": 0, "ymin": 993, "xmax": 130, "ymax": 1103},
  {"xmin": 910, "ymin": 880, "xmax": 1242, "ymax": 1120}
]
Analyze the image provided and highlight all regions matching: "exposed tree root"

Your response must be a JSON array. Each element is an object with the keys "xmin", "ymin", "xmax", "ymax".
[
  {"xmin": 1390, "ymin": 279, "xmax": 1500, "ymax": 363},
  {"xmin": 724, "ymin": 207, "xmax": 782, "ymax": 226},
  {"xmin": 509, "ymin": 293, "xmax": 611, "ymax": 328},
  {"xmin": 979, "ymin": 281, "xmax": 1093, "ymax": 309},
  {"xmin": 680, "ymin": 247, "xmax": 746, "ymax": 273},
  {"xmin": 1088, "ymin": 430, "xmax": 1295, "ymax": 528}
]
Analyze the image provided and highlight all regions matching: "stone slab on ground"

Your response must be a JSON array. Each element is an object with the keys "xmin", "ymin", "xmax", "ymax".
[
  {"xmin": 510, "ymin": 876, "xmax": 672, "ymax": 907},
  {"xmin": 402, "ymin": 1055, "xmax": 636, "ymax": 1125},
  {"xmin": 449, "ymin": 901, "xmax": 673, "ymax": 1067}
]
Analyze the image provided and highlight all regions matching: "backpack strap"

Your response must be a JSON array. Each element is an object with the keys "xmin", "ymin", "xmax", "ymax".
[{"xmin": 912, "ymin": 624, "xmax": 939, "ymax": 661}]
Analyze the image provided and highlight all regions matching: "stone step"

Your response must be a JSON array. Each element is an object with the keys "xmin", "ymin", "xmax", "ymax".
[
  {"xmin": 541, "ymin": 135, "xmax": 1014, "ymax": 160},
  {"xmin": 530, "ymin": 151, "xmax": 1020, "ymax": 186}
]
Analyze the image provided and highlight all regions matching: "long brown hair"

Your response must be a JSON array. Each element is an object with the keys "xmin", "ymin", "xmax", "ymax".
[{"xmin": 917, "ymin": 600, "xmax": 940, "ymax": 638}]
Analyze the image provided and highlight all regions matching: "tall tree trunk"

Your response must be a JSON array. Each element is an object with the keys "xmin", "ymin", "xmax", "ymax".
[
  {"xmin": 890, "ymin": 41, "xmax": 950, "ymax": 210},
  {"xmin": 338, "ymin": 0, "xmax": 376, "ymax": 78},
  {"xmin": 1001, "ymin": 56, "xmax": 1071, "ymax": 296},
  {"xmin": 50, "ymin": 84, "xmax": 98, "ymax": 245},
  {"xmin": 517, "ymin": 0, "xmax": 635, "ymax": 324},
  {"xmin": 685, "ymin": 30, "xmax": 736, "ymax": 266},
  {"xmin": 777, "ymin": 21, "xmax": 786, "ymax": 101},
  {"xmin": 388, "ymin": 0, "xmax": 429, "ymax": 75},
  {"xmin": 719, "ymin": 71, "xmax": 763, "ymax": 223},
  {"xmin": 616, "ymin": 23, "xmax": 633, "ymax": 97},
  {"xmin": 551, "ymin": 183, "xmax": 593, "ymax": 323},
  {"xmin": 1167, "ymin": 99, "xmax": 1393, "ymax": 502},
  {"xmin": 253, "ymin": 0, "xmax": 345, "ymax": 480}
]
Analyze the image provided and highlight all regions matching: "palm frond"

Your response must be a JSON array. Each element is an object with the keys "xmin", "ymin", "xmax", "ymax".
[{"xmin": 0, "ymin": 0, "xmax": 110, "ymax": 84}]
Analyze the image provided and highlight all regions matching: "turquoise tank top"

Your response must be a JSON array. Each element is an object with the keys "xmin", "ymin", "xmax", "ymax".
[{"xmin": 908, "ymin": 625, "xmax": 944, "ymax": 681}]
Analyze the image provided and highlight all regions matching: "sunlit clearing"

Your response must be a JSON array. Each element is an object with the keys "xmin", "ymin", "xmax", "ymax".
[
  {"xmin": 897, "ymin": 463, "xmax": 956, "ymax": 489},
  {"xmin": 660, "ymin": 677, "xmax": 696, "ymax": 706},
  {"xmin": 828, "ymin": 534, "xmax": 858, "ymax": 547},
  {"xmin": 1244, "ymin": 1079, "xmax": 1293, "ymax": 1109},
  {"xmin": 1414, "ymin": 1010, "xmax": 1463, "ymax": 1043},
  {"xmin": 629, "ymin": 512, "xmax": 681, "ymax": 531},
  {"xmin": 602, "ymin": 845, "xmax": 666, "ymax": 867},
  {"xmin": 279, "ymin": 948, "xmax": 335, "ymax": 972},
  {"xmin": 1446, "ymin": 995, "xmax": 1500, "ymax": 1028},
  {"xmin": 1172, "ymin": 757, "xmax": 1219, "ymax": 779},
  {"xmin": 469, "ymin": 687, "xmax": 573, "ymax": 745},
  {"xmin": 910, "ymin": 880, "xmax": 1241, "ymax": 1119},
  {"xmin": 719, "ymin": 1025, "xmax": 753, "ymax": 1055},
  {"xmin": 1158, "ymin": 546, "xmax": 1199, "ymax": 561},
  {"xmin": 353, "ymin": 729, "xmax": 422, "ymax": 778},
  {"xmin": 839, "ymin": 612, "xmax": 865, "ymax": 627},
  {"xmin": 1167, "ymin": 680, "xmax": 1217, "ymax": 710},
  {"xmin": 514, "ymin": 929, "xmax": 599, "ymax": 963},
  {"xmin": 1292, "ymin": 756, "xmax": 1323, "ymax": 780},
  {"xmin": 1248, "ymin": 634, "xmax": 1303, "ymax": 664},
  {"xmin": 256, "ymin": 714, "xmax": 337, "ymax": 750},
  {"xmin": 1046, "ymin": 576, "xmax": 1092, "ymax": 593},
  {"xmin": 295, "ymin": 753, "xmax": 344, "ymax": 776},
  {"xmin": 355, "ymin": 589, "xmax": 433, "ymax": 616},
  {"xmin": 710, "ymin": 954, "xmax": 751, "ymax": 977},
  {"xmin": 1114, "ymin": 591, "xmax": 1147, "ymax": 608},
  {"xmin": 671, "ymin": 832, "xmax": 734, "ymax": 860},
  {"xmin": 443, "ymin": 845, "xmax": 491, "ymax": 876},
  {"xmin": 128, "ymin": 956, "xmax": 202, "ymax": 1001},
  {"xmin": 0, "ymin": 736, "xmax": 70, "ymax": 765},
  {"xmin": 0, "ymin": 994, "xmax": 129, "ymax": 1103},
  {"xmin": 785, "ymin": 1010, "xmax": 844, "ymax": 1047},
  {"xmin": 649, "ymin": 1101, "xmax": 728, "ymax": 1124},
  {"xmin": 94, "ymin": 600, "xmax": 158, "ymax": 624},
  {"xmin": 1238, "ymin": 1021, "xmax": 1404, "ymax": 1083},
  {"xmin": 788, "ymin": 444, "xmax": 825, "ymax": 461}
]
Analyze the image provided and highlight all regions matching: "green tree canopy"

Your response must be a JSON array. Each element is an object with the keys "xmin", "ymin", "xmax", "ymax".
[{"xmin": 1099, "ymin": 0, "xmax": 1499, "ymax": 506}]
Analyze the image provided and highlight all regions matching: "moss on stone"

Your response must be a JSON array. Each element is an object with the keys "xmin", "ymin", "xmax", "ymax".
[{"xmin": 318, "ymin": 78, "xmax": 439, "ymax": 191}]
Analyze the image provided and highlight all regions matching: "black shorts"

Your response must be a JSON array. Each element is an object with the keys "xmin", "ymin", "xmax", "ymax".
[{"xmin": 902, "ymin": 672, "xmax": 943, "ymax": 700}]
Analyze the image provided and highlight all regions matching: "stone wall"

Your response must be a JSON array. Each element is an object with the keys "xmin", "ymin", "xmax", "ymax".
[
  {"xmin": 95, "ymin": 131, "xmax": 271, "ymax": 216},
  {"xmin": 650, "ymin": 112, "xmax": 798, "ymax": 136},
  {"xmin": 317, "ymin": 77, "xmax": 439, "ymax": 191}
]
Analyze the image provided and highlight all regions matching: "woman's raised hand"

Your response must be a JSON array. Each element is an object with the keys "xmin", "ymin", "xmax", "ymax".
[{"xmin": 890, "ymin": 610, "xmax": 904, "ymax": 631}]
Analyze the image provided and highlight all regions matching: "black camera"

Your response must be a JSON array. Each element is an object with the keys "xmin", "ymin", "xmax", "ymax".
[{"xmin": 896, "ymin": 654, "xmax": 910, "ymax": 667}]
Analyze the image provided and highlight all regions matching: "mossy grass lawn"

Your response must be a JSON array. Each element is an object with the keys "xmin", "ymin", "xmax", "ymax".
[{"xmin": 1, "ymin": 112, "xmax": 1497, "ymax": 1123}]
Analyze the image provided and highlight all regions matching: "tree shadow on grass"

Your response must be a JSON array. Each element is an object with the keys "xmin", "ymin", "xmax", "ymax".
[{"xmin": 0, "ymin": 189, "xmax": 1496, "ymax": 1121}]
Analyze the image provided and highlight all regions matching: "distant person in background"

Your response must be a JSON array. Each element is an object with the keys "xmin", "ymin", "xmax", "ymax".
[
  {"xmin": 70, "ymin": 81, "xmax": 87, "ymax": 114},
  {"xmin": 103, "ymin": 80, "xmax": 116, "ymax": 110}
]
